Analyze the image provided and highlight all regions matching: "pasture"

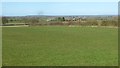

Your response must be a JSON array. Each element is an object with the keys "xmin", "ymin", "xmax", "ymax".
[{"xmin": 2, "ymin": 26, "xmax": 118, "ymax": 66}]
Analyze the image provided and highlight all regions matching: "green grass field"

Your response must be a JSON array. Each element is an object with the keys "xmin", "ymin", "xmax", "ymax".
[{"xmin": 2, "ymin": 26, "xmax": 118, "ymax": 66}]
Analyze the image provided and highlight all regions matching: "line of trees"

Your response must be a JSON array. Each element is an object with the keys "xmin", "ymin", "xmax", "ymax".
[{"xmin": 2, "ymin": 16, "xmax": 118, "ymax": 27}]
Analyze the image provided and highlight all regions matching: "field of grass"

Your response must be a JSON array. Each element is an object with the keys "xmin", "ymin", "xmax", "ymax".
[{"xmin": 2, "ymin": 26, "xmax": 118, "ymax": 66}]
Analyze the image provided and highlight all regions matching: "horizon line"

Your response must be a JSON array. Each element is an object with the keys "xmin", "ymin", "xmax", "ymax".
[{"xmin": 1, "ymin": 14, "xmax": 118, "ymax": 17}]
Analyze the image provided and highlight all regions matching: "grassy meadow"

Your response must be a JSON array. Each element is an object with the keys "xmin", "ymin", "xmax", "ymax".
[{"xmin": 2, "ymin": 26, "xmax": 118, "ymax": 66}]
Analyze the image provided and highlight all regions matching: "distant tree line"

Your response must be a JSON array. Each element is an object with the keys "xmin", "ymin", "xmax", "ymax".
[{"xmin": 2, "ymin": 16, "xmax": 118, "ymax": 27}]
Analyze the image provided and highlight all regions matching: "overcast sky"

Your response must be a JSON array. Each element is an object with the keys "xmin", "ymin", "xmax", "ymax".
[{"xmin": 2, "ymin": 2, "xmax": 118, "ymax": 16}]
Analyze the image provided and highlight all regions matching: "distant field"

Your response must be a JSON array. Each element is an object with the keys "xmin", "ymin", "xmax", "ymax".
[{"xmin": 2, "ymin": 26, "xmax": 118, "ymax": 66}]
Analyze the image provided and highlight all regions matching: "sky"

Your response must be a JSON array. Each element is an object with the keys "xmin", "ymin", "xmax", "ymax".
[
  {"xmin": 1, "ymin": 0, "xmax": 119, "ymax": 2},
  {"xmin": 1, "ymin": 2, "xmax": 118, "ymax": 16}
]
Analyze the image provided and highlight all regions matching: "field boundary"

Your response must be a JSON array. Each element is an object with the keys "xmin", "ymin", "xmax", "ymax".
[{"xmin": 1, "ymin": 25, "xmax": 118, "ymax": 29}]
